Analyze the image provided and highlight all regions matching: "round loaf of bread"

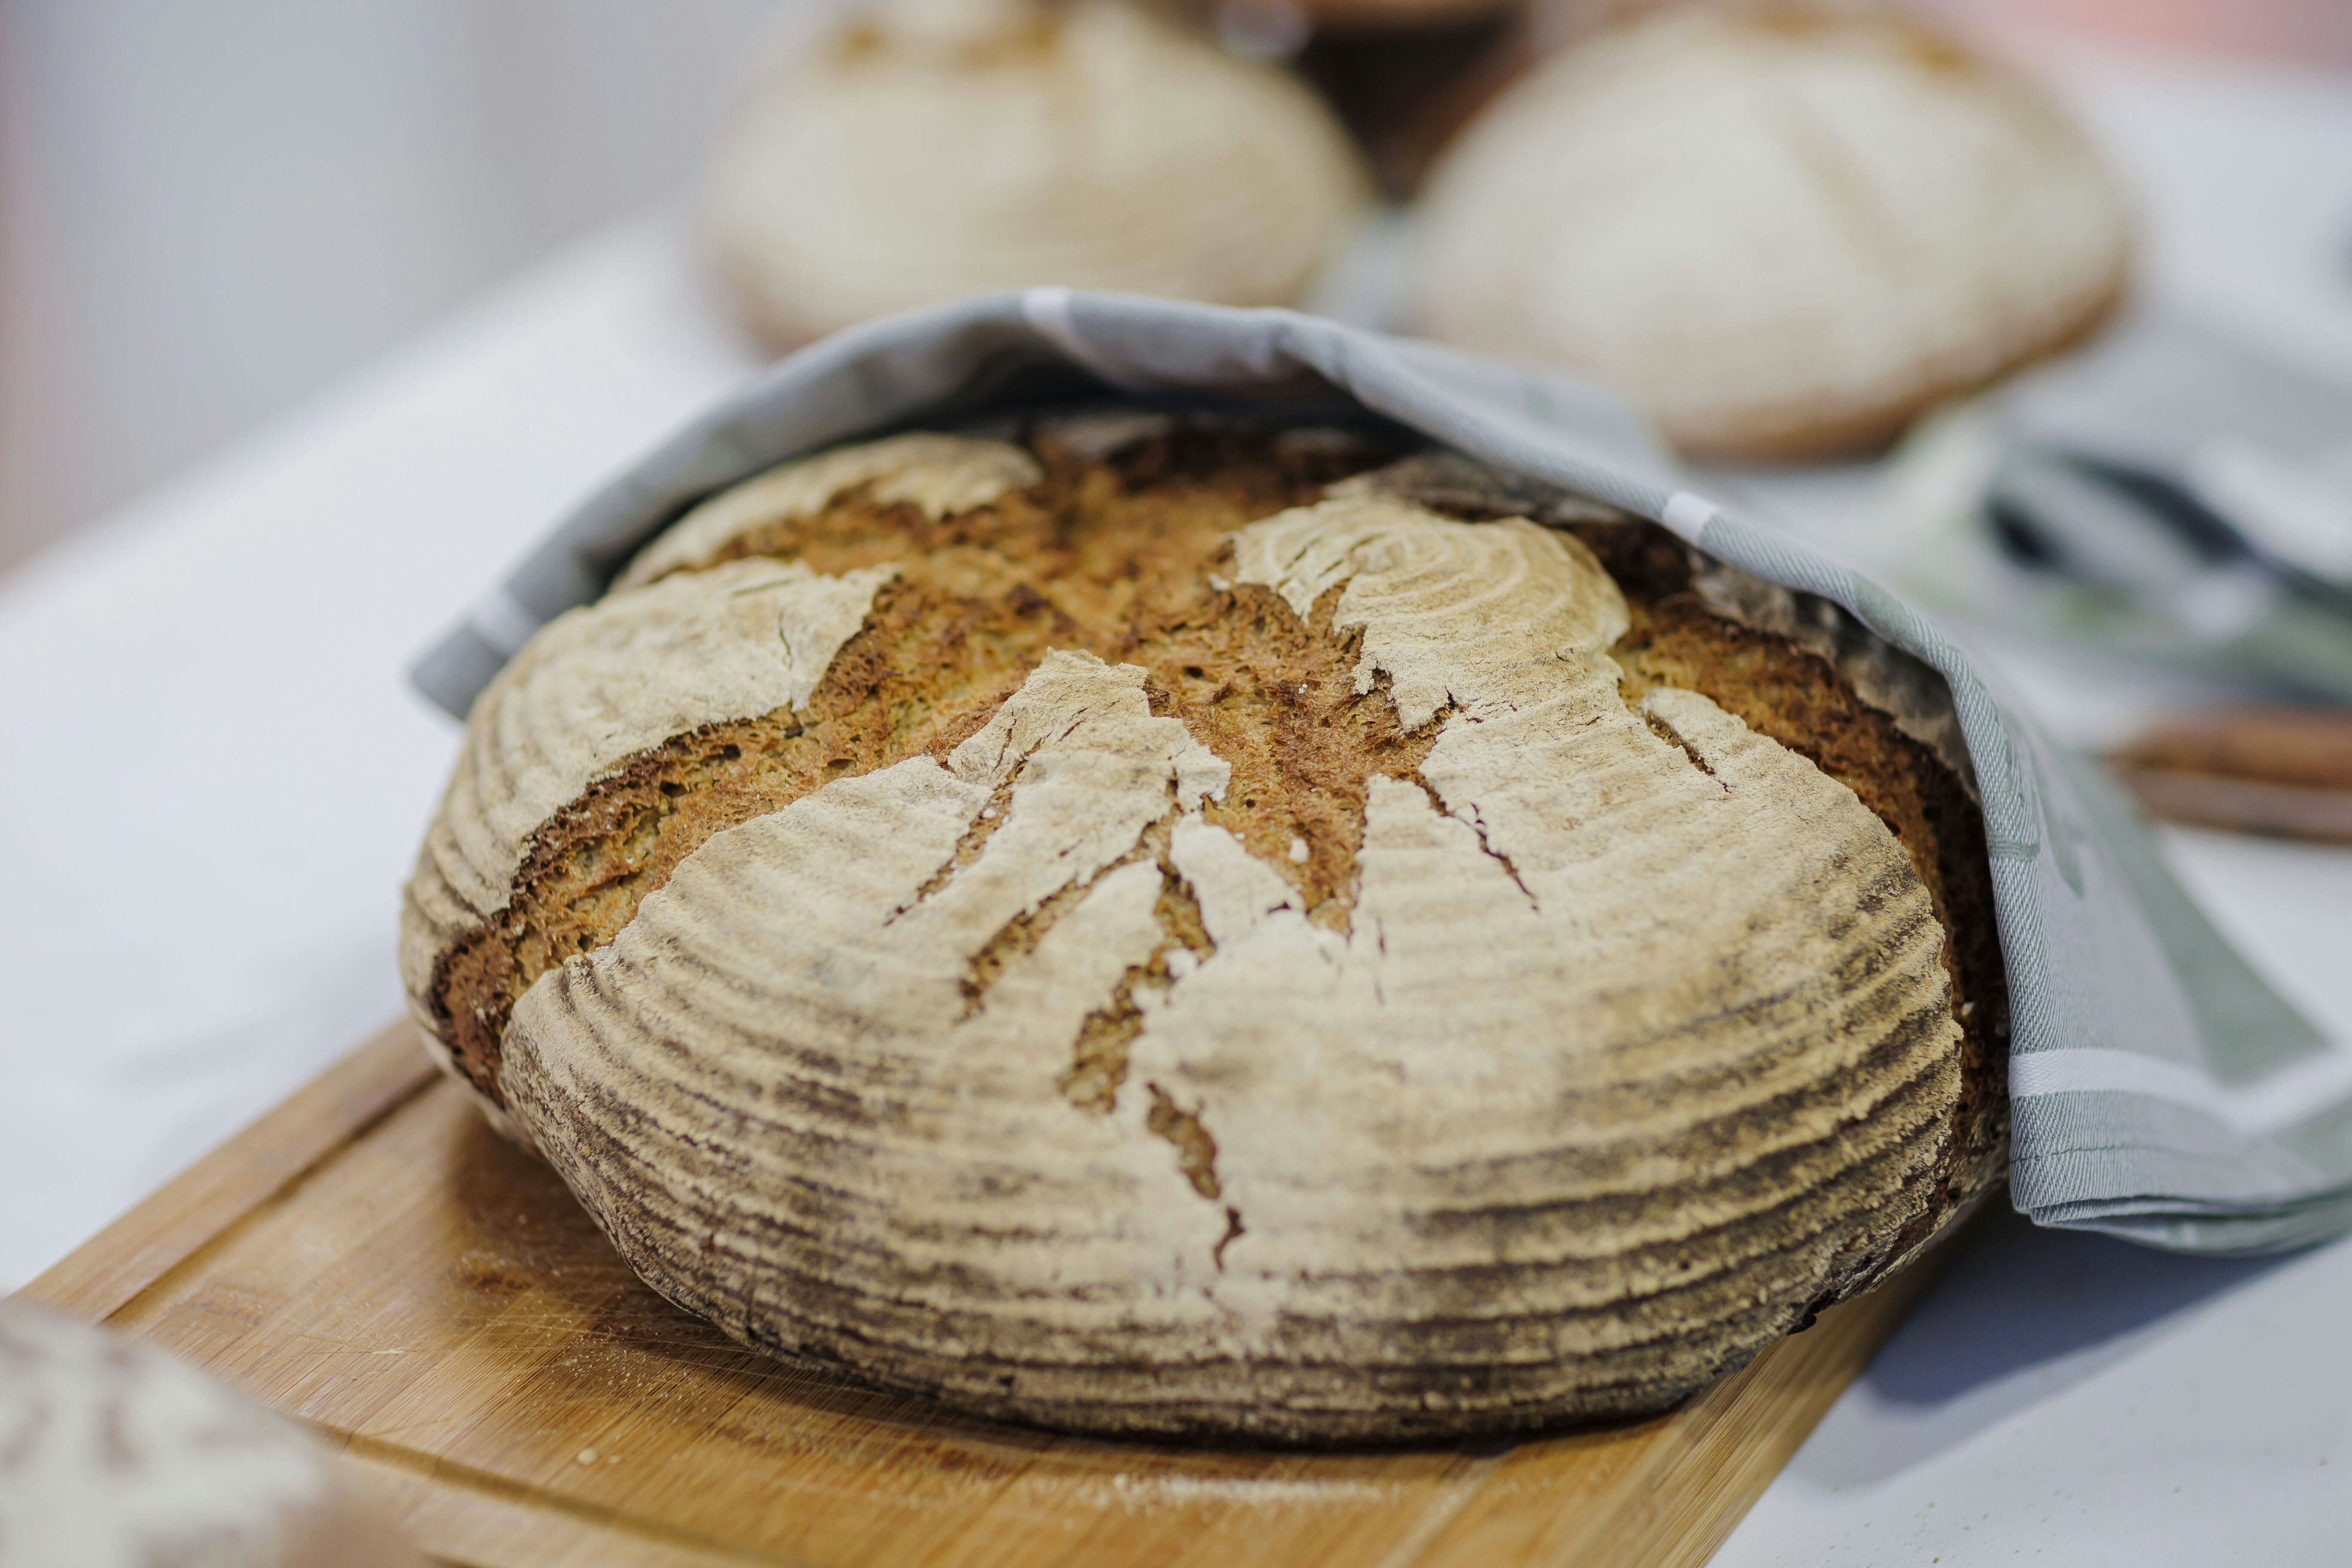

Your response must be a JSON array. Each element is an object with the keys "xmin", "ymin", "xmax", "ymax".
[
  {"xmin": 0, "ymin": 1302, "xmax": 419, "ymax": 1568},
  {"xmin": 701, "ymin": 0, "xmax": 1370, "ymax": 347},
  {"xmin": 401, "ymin": 414, "xmax": 2007, "ymax": 1442},
  {"xmin": 1413, "ymin": 6, "xmax": 2131, "ymax": 461}
]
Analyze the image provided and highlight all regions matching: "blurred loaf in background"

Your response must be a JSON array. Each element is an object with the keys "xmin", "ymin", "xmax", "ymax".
[
  {"xmin": 698, "ymin": 0, "xmax": 2133, "ymax": 469},
  {"xmin": 701, "ymin": 0, "xmax": 1372, "ymax": 346},
  {"xmin": 1412, "ymin": 1, "xmax": 2133, "ymax": 460},
  {"xmin": 0, "ymin": 1300, "xmax": 420, "ymax": 1568}
]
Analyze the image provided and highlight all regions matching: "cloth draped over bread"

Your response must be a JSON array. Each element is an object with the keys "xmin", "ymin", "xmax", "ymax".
[{"xmin": 412, "ymin": 289, "xmax": 2352, "ymax": 1255}]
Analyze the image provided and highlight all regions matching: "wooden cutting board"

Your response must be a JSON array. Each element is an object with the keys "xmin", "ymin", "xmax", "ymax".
[{"xmin": 17, "ymin": 1023, "xmax": 1944, "ymax": 1568}]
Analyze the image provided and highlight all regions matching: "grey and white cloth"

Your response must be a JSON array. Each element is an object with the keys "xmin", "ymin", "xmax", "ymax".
[
  {"xmin": 413, "ymin": 289, "xmax": 2352, "ymax": 1255},
  {"xmin": 1874, "ymin": 313, "xmax": 2352, "ymax": 705}
]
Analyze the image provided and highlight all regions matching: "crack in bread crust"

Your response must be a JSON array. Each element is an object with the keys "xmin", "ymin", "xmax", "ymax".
[{"xmin": 423, "ymin": 422, "xmax": 1412, "ymax": 1103}]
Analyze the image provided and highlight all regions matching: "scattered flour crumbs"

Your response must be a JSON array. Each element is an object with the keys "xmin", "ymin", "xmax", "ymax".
[{"xmin": 1090, "ymin": 1473, "xmax": 1403, "ymax": 1511}]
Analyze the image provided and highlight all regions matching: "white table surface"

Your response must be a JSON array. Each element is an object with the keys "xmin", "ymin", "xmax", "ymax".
[{"xmin": 3, "ymin": 38, "xmax": 2348, "ymax": 1568}]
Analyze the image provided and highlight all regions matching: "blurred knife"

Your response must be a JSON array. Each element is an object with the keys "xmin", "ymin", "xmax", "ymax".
[{"xmin": 2108, "ymin": 707, "xmax": 2352, "ymax": 845}]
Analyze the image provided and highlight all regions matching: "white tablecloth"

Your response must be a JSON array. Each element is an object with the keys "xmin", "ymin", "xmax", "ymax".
[{"xmin": 2, "ymin": 39, "xmax": 2346, "ymax": 1567}]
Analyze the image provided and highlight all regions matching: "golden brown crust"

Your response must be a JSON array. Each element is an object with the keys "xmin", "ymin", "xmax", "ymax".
[{"xmin": 407, "ymin": 417, "xmax": 2006, "ymax": 1441}]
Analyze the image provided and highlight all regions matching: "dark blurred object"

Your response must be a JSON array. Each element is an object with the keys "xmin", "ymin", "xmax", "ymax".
[
  {"xmin": 1249, "ymin": 0, "xmax": 2352, "ymax": 208},
  {"xmin": 1291, "ymin": 12, "xmax": 1525, "ymax": 194},
  {"xmin": 1283, "ymin": 0, "xmax": 1904, "ymax": 196},
  {"xmin": 2110, "ymin": 709, "xmax": 2352, "ymax": 843},
  {"xmin": 1207, "ymin": 0, "xmax": 1519, "ymax": 38},
  {"xmin": 1241, "ymin": 0, "xmax": 1924, "ymax": 198}
]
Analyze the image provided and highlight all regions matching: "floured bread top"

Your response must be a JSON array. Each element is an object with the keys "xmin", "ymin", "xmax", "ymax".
[
  {"xmin": 1415, "ymin": 6, "xmax": 2130, "ymax": 460},
  {"xmin": 401, "ymin": 414, "xmax": 2007, "ymax": 1441},
  {"xmin": 701, "ymin": 0, "xmax": 1369, "ymax": 346},
  {"xmin": 0, "ymin": 1301, "xmax": 418, "ymax": 1568}
]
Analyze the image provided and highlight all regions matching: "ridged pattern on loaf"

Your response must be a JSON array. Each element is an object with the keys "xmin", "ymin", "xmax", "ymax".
[
  {"xmin": 494, "ymin": 492, "xmax": 1968, "ymax": 1441},
  {"xmin": 613, "ymin": 433, "xmax": 1041, "ymax": 591},
  {"xmin": 398, "ymin": 558, "xmax": 892, "ymax": 1094}
]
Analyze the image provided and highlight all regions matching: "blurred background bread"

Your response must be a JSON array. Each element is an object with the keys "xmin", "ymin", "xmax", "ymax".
[
  {"xmin": 701, "ymin": 0, "xmax": 1372, "ymax": 346},
  {"xmin": 0, "ymin": 1300, "xmax": 419, "ymax": 1568},
  {"xmin": 695, "ymin": 0, "xmax": 2134, "ymax": 462},
  {"xmin": 1412, "ymin": 3, "xmax": 2133, "ymax": 460}
]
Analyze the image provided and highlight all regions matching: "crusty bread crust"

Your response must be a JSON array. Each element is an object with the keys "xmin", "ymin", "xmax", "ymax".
[{"xmin": 403, "ymin": 416, "xmax": 2006, "ymax": 1442}]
